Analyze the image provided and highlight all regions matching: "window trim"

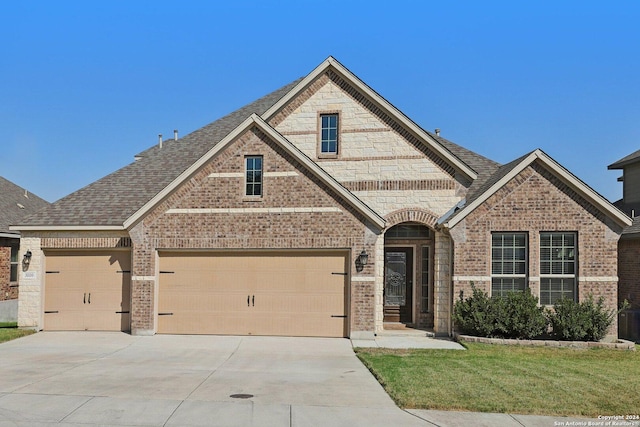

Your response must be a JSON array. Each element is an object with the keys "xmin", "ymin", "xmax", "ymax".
[
  {"xmin": 539, "ymin": 232, "xmax": 577, "ymax": 305},
  {"xmin": 244, "ymin": 155, "xmax": 263, "ymax": 198},
  {"xmin": 317, "ymin": 111, "xmax": 340, "ymax": 159},
  {"xmin": 490, "ymin": 232, "xmax": 528, "ymax": 298}
]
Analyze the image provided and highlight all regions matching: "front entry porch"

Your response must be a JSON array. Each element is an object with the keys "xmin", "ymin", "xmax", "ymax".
[{"xmin": 383, "ymin": 223, "xmax": 434, "ymax": 330}]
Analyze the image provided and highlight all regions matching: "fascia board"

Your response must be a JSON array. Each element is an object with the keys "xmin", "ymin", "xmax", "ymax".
[
  {"xmin": 534, "ymin": 150, "xmax": 632, "ymax": 227},
  {"xmin": 262, "ymin": 56, "xmax": 477, "ymax": 181},
  {"xmin": 445, "ymin": 149, "xmax": 632, "ymax": 229},
  {"xmin": 0, "ymin": 232, "xmax": 20, "ymax": 238},
  {"xmin": 10, "ymin": 225, "xmax": 125, "ymax": 231},
  {"xmin": 123, "ymin": 115, "xmax": 257, "ymax": 229},
  {"xmin": 251, "ymin": 115, "xmax": 386, "ymax": 229}
]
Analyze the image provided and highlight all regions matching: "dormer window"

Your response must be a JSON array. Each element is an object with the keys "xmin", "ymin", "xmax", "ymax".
[{"xmin": 320, "ymin": 113, "xmax": 339, "ymax": 156}]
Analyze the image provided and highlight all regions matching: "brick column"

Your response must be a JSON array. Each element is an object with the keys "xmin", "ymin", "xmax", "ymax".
[{"xmin": 129, "ymin": 224, "xmax": 155, "ymax": 336}]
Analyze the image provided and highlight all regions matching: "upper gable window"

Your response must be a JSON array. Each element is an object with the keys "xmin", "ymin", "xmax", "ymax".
[
  {"xmin": 320, "ymin": 113, "xmax": 339, "ymax": 155},
  {"xmin": 245, "ymin": 156, "xmax": 263, "ymax": 197}
]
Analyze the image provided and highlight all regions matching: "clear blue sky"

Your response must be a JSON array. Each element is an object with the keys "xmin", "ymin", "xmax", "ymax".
[{"xmin": 2, "ymin": 1, "xmax": 639, "ymax": 204}]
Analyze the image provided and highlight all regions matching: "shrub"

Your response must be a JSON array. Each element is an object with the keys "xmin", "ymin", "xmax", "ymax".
[
  {"xmin": 547, "ymin": 296, "xmax": 615, "ymax": 342},
  {"xmin": 499, "ymin": 290, "xmax": 548, "ymax": 339},
  {"xmin": 453, "ymin": 284, "xmax": 547, "ymax": 339},
  {"xmin": 453, "ymin": 285, "xmax": 497, "ymax": 337}
]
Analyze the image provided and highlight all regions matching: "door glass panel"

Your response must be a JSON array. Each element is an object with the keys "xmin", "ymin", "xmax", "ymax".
[{"xmin": 385, "ymin": 252, "xmax": 407, "ymax": 306}]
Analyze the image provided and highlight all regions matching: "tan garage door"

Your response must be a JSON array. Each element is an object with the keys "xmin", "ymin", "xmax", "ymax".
[
  {"xmin": 158, "ymin": 251, "xmax": 348, "ymax": 337},
  {"xmin": 44, "ymin": 250, "xmax": 131, "ymax": 331}
]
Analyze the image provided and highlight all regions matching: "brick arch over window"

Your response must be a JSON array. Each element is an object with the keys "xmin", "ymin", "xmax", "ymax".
[{"xmin": 384, "ymin": 208, "xmax": 439, "ymax": 230}]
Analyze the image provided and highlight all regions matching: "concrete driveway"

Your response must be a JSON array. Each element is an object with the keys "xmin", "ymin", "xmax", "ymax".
[{"xmin": 0, "ymin": 332, "xmax": 426, "ymax": 426}]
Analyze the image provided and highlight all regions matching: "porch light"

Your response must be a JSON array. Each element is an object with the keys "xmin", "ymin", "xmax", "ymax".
[
  {"xmin": 23, "ymin": 250, "xmax": 32, "ymax": 266},
  {"xmin": 355, "ymin": 249, "xmax": 368, "ymax": 272}
]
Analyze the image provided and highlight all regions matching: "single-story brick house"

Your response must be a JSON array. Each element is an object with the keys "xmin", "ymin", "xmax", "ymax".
[
  {"xmin": 13, "ymin": 57, "xmax": 631, "ymax": 340},
  {"xmin": 1, "ymin": 176, "xmax": 49, "ymax": 320}
]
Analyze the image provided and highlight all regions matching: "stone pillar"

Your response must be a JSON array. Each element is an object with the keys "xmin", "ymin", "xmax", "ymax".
[
  {"xmin": 433, "ymin": 231, "xmax": 452, "ymax": 336},
  {"xmin": 17, "ymin": 235, "xmax": 43, "ymax": 329}
]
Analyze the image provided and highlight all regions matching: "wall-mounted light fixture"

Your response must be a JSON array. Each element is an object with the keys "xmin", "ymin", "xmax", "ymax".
[
  {"xmin": 22, "ymin": 250, "xmax": 32, "ymax": 267},
  {"xmin": 355, "ymin": 249, "xmax": 368, "ymax": 272}
]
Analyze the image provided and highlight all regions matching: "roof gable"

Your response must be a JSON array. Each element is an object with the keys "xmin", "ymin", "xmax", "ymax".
[
  {"xmin": 442, "ymin": 149, "xmax": 631, "ymax": 229},
  {"xmin": 125, "ymin": 114, "xmax": 385, "ymax": 230},
  {"xmin": 262, "ymin": 56, "xmax": 478, "ymax": 181}
]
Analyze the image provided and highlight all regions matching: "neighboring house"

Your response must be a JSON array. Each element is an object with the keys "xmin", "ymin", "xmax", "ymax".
[
  {"xmin": 0, "ymin": 177, "xmax": 49, "ymax": 320},
  {"xmin": 608, "ymin": 150, "xmax": 640, "ymax": 310},
  {"xmin": 12, "ymin": 57, "xmax": 631, "ymax": 340}
]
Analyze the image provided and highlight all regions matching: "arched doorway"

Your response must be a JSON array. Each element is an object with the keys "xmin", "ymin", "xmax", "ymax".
[{"xmin": 384, "ymin": 222, "xmax": 434, "ymax": 327}]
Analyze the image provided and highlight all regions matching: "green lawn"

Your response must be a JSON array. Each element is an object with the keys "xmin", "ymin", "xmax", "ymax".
[
  {"xmin": 0, "ymin": 322, "xmax": 35, "ymax": 343},
  {"xmin": 355, "ymin": 343, "xmax": 640, "ymax": 417}
]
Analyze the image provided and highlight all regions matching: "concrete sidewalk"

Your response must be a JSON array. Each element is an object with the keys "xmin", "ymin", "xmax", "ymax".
[{"xmin": 0, "ymin": 332, "xmax": 622, "ymax": 427}]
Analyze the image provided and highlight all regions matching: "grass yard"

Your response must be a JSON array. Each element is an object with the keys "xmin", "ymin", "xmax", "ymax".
[
  {"xmin": 0, "ymin": 322, "xmax": 35, "ymax": 343},
  {"xmin": 356, "ymin": 343, "xmax": 640, "ymax": 417}
]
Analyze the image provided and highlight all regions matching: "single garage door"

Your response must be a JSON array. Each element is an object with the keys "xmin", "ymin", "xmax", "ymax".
[
  {"xmin": 157, "ymin": 250, "xmax": 348, "ymax": 337},
  {"xmin": 44, "ymin": 250, "xmax": 131, "ymax": 331}
]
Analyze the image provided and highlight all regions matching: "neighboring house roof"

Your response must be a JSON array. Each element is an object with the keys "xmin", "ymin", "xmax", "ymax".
[
  {"xmin": 0, "ymin": 176, "xmax": 50, "ymax": 235},
  {"xmin": 441, "ymin": 149, "xmax": 632, "ymax": 229},
  {"xmin": 14, "ymin": 56, "xmax": 493, "ymax": 231},
  {"xmin": 608, "ymin": 149, "xmax": 640, "ymax": 169}
]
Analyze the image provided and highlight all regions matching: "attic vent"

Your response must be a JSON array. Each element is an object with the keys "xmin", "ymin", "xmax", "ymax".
[
  {"xmin": 17, "ymin": 203, "xmax": 25, "ymax": 209},
  {"xmin": 24, "ymin": 189, "xmax": 29, "ymax": 198},
  {"xmin": 435, "ymin": 128, "xmax": 441, "ymax": 137}
]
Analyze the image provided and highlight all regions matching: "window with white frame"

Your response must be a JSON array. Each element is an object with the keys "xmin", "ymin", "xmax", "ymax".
[
  {"xmin": 245, "ymin": 156, "xmax": 263, "ymax": 196},
  {"xmin": 491, "ymin": 233, "xmax": 527, "ymax": 297},
  {"xmin": 10, "ymin": 246, "xmax": 18, "ymax": 282},
  {"xmin": 540, "ymin": 232, "xmax": 577, "ymax": 305},
  {"xmin": 320, "ymin": 113, "xmax": 338, "ymax": 155}
]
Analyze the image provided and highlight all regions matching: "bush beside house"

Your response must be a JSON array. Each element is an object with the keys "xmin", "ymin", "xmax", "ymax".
[{"xmin": 453, "ymin": 285, "xmax": 618, "ymax": 342}]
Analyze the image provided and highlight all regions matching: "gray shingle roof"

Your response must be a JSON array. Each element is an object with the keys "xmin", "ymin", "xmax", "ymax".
[
  {"xmin": 17, "ymin": 68, "xmax": 502, "ymax": 229},
  {"xmin": 428, "ymin": 132, "xmax": 501, "ymax": 198},
  {"xmin": 18, "ymin": 79, "xmax": 304, "ymax": 227},
  {"xmin": 609, "ymin": 149, "xmax": 640, "ymax": 169},
  {"xmin": 0, "ymin": 177, "xmax": 50, "ymax": 233}
]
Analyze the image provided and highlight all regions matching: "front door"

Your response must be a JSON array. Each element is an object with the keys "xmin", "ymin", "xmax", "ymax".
[{"xmin": 384, "ymin": 247, "xmax": 413, "ymax": 323}]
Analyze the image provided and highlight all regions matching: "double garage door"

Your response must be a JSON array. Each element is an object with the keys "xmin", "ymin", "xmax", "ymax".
[
  {"xmin": 157, "ymin": 251, "xmax": 348, "ymax": 337},
  {"xmin": 43, "ymin": 250, "xmax": 348, "ymax": 337}
]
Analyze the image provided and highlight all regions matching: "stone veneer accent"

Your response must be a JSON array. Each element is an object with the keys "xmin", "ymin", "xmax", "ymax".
[{"xmin": 449, "ymin": 162, "xmax": 623, "ymax": 339}]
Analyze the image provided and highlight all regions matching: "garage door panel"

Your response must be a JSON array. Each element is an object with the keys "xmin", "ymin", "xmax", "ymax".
[
  {"xmin": 158, "ymin": 251, "xmax": 348, "ymax": 337},
  {"xmin": 44, "ymin": 251, "xmax": 131, "ymax": 332}
]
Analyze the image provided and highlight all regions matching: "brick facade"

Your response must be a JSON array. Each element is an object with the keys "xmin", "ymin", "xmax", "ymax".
[
  {"xmin": 450, "ymin": 162, "xmax": 623, "ymax": 339},
  {"xmin": 0, "ymin": 240, "xmax": 19, "ymax": 301},
  {"xmin": 129, "ymin": 127, "xmax": 376, "ymax": 335}
]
